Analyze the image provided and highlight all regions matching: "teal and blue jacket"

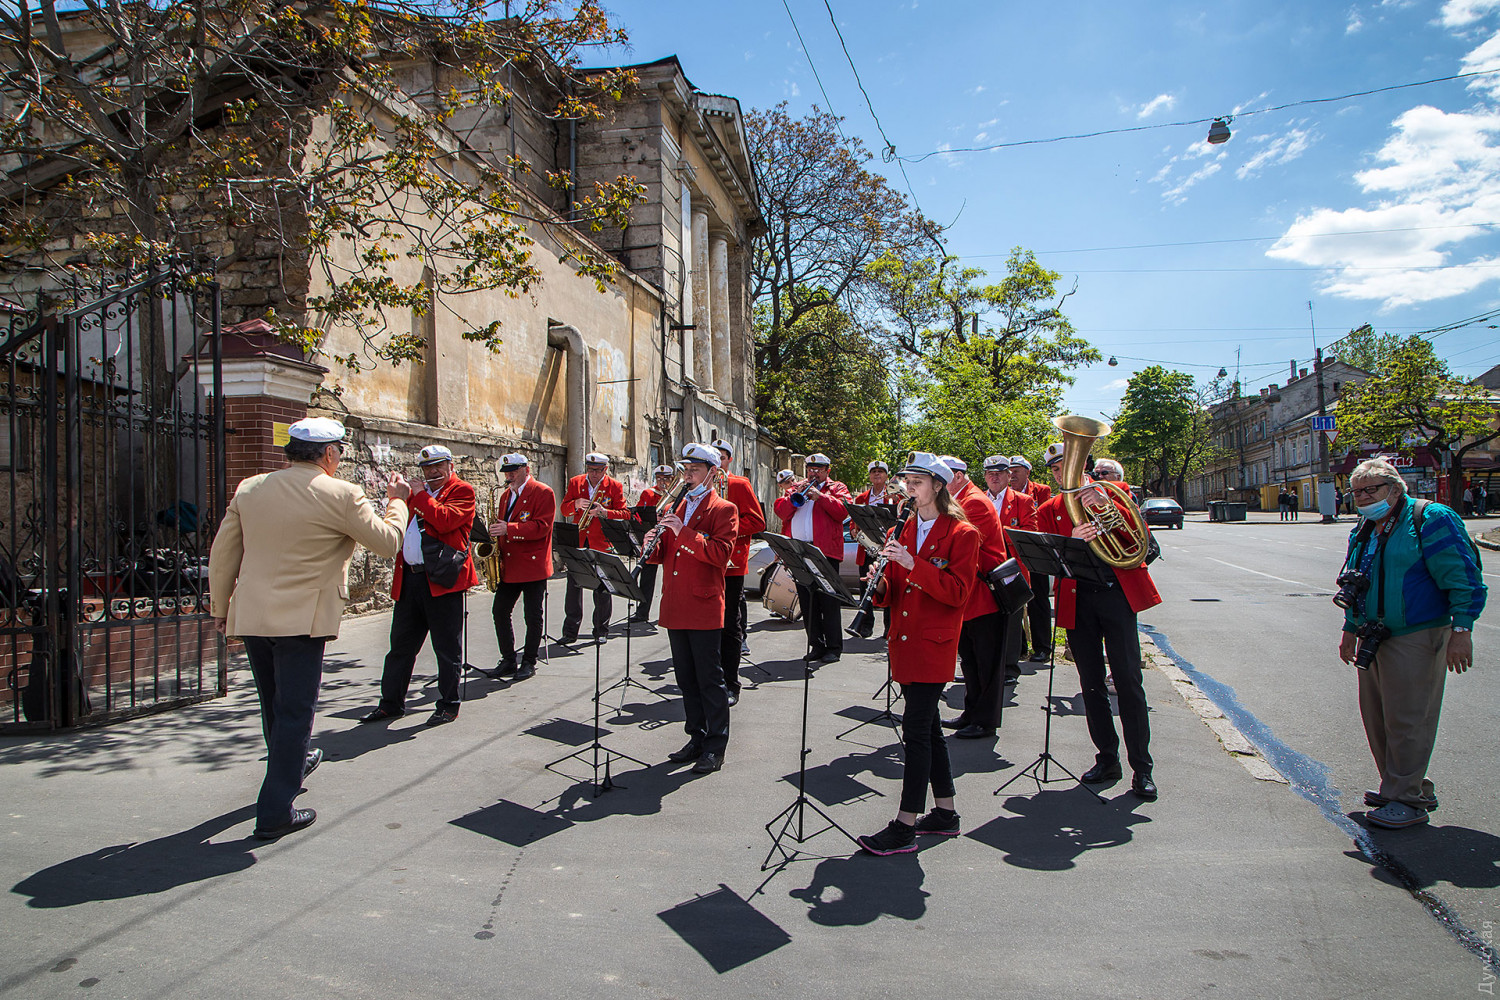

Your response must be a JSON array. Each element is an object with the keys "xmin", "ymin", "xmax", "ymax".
[{"xmin": 1341, "ymin": 497, "xmax": 1486, "ymax": 636}]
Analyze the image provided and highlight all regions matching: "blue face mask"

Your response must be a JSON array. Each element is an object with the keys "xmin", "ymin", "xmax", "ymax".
[
  {"xmin": 686, "ymin": 483, "xmax": 709, "ymax": 499},
  {"xmin": 1357, "ymin": 498, "xmax": 1392, "ymax": 521}
]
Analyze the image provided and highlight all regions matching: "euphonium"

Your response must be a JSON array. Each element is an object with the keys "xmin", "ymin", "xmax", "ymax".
[
  {"xmin": 1053, "ymin": 414, "xmax": 1151, "ymax": 570},
  {"xmin": 473, "ymin": 486, "xmax": 506, "ymax": 591}
]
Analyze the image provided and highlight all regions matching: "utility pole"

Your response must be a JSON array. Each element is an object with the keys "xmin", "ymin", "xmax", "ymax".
[{"xmin": 1311, "ymin": 302, "xmax": 1334, "ymax": 523}]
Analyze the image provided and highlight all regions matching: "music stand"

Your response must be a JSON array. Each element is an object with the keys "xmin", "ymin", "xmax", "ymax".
[
  {"xmin": 545, "ymin": 547, "xmax": 649, "ymax": 795},
  {"xmin": 754, "ymin": 532, "xmax": 859, "ymax": 869},
  {"xmin": 993, "ymin": 529, "xmax": 1114, "ymax": 804},
  {"xmin": 597, "ymin": 517, "xmax": 640, "ymax": 560}
]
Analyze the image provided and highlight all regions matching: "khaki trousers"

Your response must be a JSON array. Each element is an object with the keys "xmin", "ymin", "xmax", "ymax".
[{"xmin": 1357, "ymin": 625, "xmax": 1449, "ymax": 808}]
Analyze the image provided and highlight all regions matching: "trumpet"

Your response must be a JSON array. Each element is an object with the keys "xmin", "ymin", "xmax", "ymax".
[
  {"xmin": 473, "ymin": 486, "xmax": 507, "ymax": 591},
  {"xmin": 1053, "ymin": 415, "xmax": 1151, "ymax": 569},
  {"xmin": 788, "ymin": 475, "xmax": 824, "ymax": 507}
]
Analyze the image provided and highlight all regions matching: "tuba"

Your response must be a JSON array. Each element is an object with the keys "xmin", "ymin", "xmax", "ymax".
[
  {"xmin": 1054, "ymin": 415, "xmax": 1151, "ymax": 570},
  {"xmin": 473, "ymin": 485, "xmax": 506, "ymax": 591}
]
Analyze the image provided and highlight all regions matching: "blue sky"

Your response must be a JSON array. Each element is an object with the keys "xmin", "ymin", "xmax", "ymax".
[{"xmin": 596, "ymin": 0, "xmax": 1500, "ymax": 417}]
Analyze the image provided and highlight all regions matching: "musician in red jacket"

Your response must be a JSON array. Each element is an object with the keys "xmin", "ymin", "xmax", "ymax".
[
  {"xmin": 773, "ymin": 453, "xmax": 854, "ymax": 664},
  {"xmin": 1012, "ymin": 454, "xmax": 1055, "ymax": 662},
  {"xmin": 643, "ymin": 443, "xmax": 739, "ymax": 775},
  {"xmin": 1035, "ymin": 450, "xmax": 1163, "ymax": 801},
  {"xmin": 361, "ymin": 445, "xmax": 478, "ymax": 727},
  {"xmin": 560, "ymin": 452, "xmax": 628, "ymax": 643},
  {"xmin": 713, "ymin": 441, "xmax": 765, "ymax": 705},
  {"xmin": 942, "ymin": 456, "xmax": 1010, "ymax": 741},
  {"xmin": 853, "ymin": 460, "xmax": 902, "ymax": 637},
  {"xmin": 857, "ymin": 452, "xmax": 980, "ymax": 855},
  {"xmin": 628, "ymin": 464, "xmax": 676, "ymax": 624},
  {"xmin": 485, "ymin": 452, "xmax": 556, "ymax": 681},
  {"xmin": 984, "ymin": 454, "xmax": 1038, "ymax": 686}
]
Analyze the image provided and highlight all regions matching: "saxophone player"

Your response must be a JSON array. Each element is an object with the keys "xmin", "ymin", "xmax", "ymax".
[
  {"xmin": 1035, "ymin": 439, "xmax": 1162, "ymax": 800},
  {"xmin": 486, "ymin": 453, "xmax": 555, "ymax": 681},
  {"xmin": 560, "ymin": 453, "xmax": 628, "ymax": 643}
]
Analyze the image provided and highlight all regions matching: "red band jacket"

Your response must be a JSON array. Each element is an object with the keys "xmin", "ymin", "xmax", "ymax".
[
  {"xmin": 773, "ymin": 478, "xmax": 853, "ymax": 562},
  {"xmin": 993, "ymin": 487, "xmax": 1038, "ymax": 582},
  {"xmin": 1034, "ymin": 492, "xmax": 1161, "ymax": 630},
  {"xmin": 648, "ymin": 489, "xmax": 739, "ymax": 631},
  {"xmin": 723, "ymin": 473, "xmax": 766, "ymax": 577},
  {"xmin": 562, "ymin": 474, "xmax": 628, "ymax": 551},
  {"xmin": 497, "ymin": 478, "xmax": 556, "ymax": 584},
  {"xmin": 392, "ymin": 476, "xmax": 480, "ymax": 598},
  {"xmin": 874, "ymin": 513, "xmax": 981, "ymax": 684},
  {"xmin": 953, "ymin": 478, "xmax": 1007, "ymax": 621}
]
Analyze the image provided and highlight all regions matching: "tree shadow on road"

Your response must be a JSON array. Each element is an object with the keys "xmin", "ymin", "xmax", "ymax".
[{"xmin": 12, "ymin": 805, "xmax": 258, "ymax": 907}]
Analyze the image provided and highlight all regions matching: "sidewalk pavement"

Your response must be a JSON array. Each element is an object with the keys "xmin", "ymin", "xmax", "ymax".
[{"xmin": 0, "ymin": 584, "xmax": 1485, "ymax": 998}]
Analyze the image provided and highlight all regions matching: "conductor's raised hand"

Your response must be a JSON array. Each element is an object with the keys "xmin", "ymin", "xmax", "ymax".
[{"xmin": 387, "ymin": 472, "xmax": 412, "ymax": 501}]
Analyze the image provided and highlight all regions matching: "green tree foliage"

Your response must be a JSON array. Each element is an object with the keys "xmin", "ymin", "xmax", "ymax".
[
  {"xmin": 1328, "ymin": 323, "xmax": 1400, "ymax": 374},
  {"xmin": 1338, "ymin": 336, "xmax": 1500, "ymax": 498},
  {"xmin": 1111, "ymin": 365, "xmax": 1205, "ymax": 498}
]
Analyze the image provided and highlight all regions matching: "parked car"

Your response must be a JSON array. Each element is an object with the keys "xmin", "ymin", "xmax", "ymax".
[
  {"xmin": 743, "ymin": 524, "xmax": 865, "ymax": 596},
  {"xmin": 1140, "ymin": 497, "xmax": 1185, "ymax": 529}
]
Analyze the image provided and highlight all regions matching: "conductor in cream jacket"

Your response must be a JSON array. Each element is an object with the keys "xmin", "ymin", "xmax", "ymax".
[{"xmin": 209, "ymin": 417, "xmax": 410, "ymax": 840}]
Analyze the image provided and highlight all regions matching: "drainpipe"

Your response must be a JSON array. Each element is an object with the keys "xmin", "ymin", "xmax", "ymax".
[{"xmin": 548, "ymin": 322, "xmax": 588, "ymax": 477}]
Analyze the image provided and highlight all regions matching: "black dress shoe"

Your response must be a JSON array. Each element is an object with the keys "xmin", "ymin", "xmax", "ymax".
[
  {"xmin": 954, "ymin": 724, "xmax": 997, "ymax": 740},
  {"xmin": 425, "ymin": 709, "xmax": 458, "ymax": 726},
  {"xmin": 804, "ymin": 646, "xmax": 828, "ymax": 662},
  {"xmin": 818, "ymin": 652, "xmax": 841, "ymax": 665},
  {"xmin": 302, "ymin": 748, "xmax": 324, "ymax": 778},
  {"xmin": 491, "ymin": 659, "xmax": 518, "ymax": 678},
  {"xmin": 692, "ymin": 751, "xmax": 724, "ymax": 774},
  {"xmin": 255, "ymin": 807, "xmax": 316, "ymax": 840},
  {"xmin": 726, "ymin": 690, "xmax": 740, "ymax": 707},
  {"xmin": 941, "ymin": 716, "xmax": 970, "ymax": 730},
  {"xmin": 559, "ymin": 633, "xmax": 579, "ymax": 645},
  {"xmin": 512, "ymin": 663, "xmax": 536, "ymax": 681},
  {"xmin": 628, "ymin": 612, "xmax": 651, "ymax": 623},
  {"xmin": 667, "ymin": 740, "xmax": 703, "ymax": 763},
  {"xmin": 358, "ymin": 706, "xmax": 404, "ymax": 725},
  {"xmin": 1081, "ymin": 760, "xmax": 1123, "ymax": 783},
  {"xmin": 592, "ymin": 629, "xmax": 609, "ymax": 641},
  {"xmin": 1132, "ymin": 773, "xmax": 1158, "ymax": 801}
]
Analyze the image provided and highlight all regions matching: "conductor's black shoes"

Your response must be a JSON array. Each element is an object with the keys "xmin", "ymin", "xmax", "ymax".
[
  {"xmin": 857, "ymin": 819, "xmax": 917, "ymax": 856},
  {"xmin": 1081, "ymin": 759, "xmax": 1123, "ymax": 784},
  {"xmin": 954, "ymin": 724, "xmax": 996, "ymax": 740},
  {"xmin": 941, "ymin": 716, "xmax": 970, "ymax": 730},
  {"xmin": 512, "ymin": 663, "xmax": 536, "ymax": 681},
  {"xmin": 302, "ymin": 748, "xmax": 324, "ymax": 778},
  {"xmin": 726, "ymin": 689, "xmax": 740, "ymax": 707},
  {"xmin": 691, "ymin": 752, "xmax": 724, "ymax": 774},
  {"xmin": 667, "ymin": 740, "xmax": 702, "ymax": 763},
  {"xmin": 1131, "ymin": 773, "xmax": 1159, "ymax": 801},
  {"xmin": 358, "ymin": 706, "xmax": 403, "ymax": 724},
  {"xmin": 425, "ymin": 709, "xmax": 458, "ymax": 727},
  {"xmin": 255, "ymin": 808, "xmax": 316, "ymax": 840},
  {"xmin": 913, "ymin": 807, "xmax": 961, "ymax": 837},
  {"xmin": 490, "ymin": 659, "xmax": 518, "ymax": 678}
]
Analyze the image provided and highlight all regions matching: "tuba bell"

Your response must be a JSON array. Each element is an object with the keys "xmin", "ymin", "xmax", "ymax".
[{"xmin": 1053, "ymin": 415, "xmax": 1152, "ymax": 570}]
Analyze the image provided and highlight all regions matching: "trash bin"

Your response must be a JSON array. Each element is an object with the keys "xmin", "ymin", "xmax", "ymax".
[
  {"xmin": 1223, "ymin": 502, "xmax": 1247, "ymax": 522},
  {"xmin": 1207, "ymin": 501, "xmax": 1223, "ymax": 523}
]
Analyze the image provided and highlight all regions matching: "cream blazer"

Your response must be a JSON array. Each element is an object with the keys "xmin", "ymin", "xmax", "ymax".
[{"xmin": 209, "ymin": 463, "xmax": 407, "ymax": 639}]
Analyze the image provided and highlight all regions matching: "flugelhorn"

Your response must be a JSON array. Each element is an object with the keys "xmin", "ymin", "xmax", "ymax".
[{"xmin": 1053, "ymin": 415, "xmax": 1151, "ymax": 569}]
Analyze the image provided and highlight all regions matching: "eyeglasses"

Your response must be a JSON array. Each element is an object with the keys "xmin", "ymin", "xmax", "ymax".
[
  {"xmin": 1350, "ymin": 484, "xmax": 1387, "ymax": 499},
  {"xmin": 1094, "ymin": 471, "xmax": 1120, "ymax": 480}
]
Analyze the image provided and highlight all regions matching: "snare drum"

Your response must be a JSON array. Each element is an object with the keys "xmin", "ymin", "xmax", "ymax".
[{"xmin": 760, "ymin": 563, "xmax": 802, "ymax": 621}]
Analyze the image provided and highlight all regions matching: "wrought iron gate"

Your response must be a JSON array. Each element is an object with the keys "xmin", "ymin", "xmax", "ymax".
[{"xmin": 1, "ymin": 269, "xmax": 226, "ymax": 730}]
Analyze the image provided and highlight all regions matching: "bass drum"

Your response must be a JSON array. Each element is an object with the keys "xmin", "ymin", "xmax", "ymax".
[{"xmin": 760, "ymin": 563, "xmax": 802, "ymax": 621}]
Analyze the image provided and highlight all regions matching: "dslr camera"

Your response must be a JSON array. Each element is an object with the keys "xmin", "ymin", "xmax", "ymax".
[
  {"xmin": 1351, "ymin": 620, "xmax": 1391, "ymax": 670},
  {"xmin": 1332, "ymin": 570, "xmax": 1369, "ymax": 610}
]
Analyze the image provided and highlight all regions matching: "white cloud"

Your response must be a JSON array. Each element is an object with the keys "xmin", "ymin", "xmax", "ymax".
[
  {"xmin": 1441, "ymin": 0, "xmax": 1500, "ymax": 27},
  {"xmin": 785, "ymin": 81, "xmax": 801, "ymax": 98},
  {"xmin": 974, "ymin": 131, "xmax": 988, "ymax": 142},
  {"xmin": 1150, "ymin": 138, "xmax": 1228, "ymax": 203},
  {"xmin": 1346, "ymin": 6, "xmax": 1364, "ymax": 32},
  {"xmin": 1460, "ymin": 29, "xmax": 1500, "ymax": 97},
  {"xmin": 968, "ymin": 85, "xmax": 987, "ymax": 96},
  {"xmin": 1102, "ymin": 378, "xmax": 1131, "ymax": 391},
  {"xmin": 1137, "ymin": 93, "xmax": 1177, "ymax": 119},
  {"xmin": 978, "ymin": 117, "xmax": 1000, "ymax": 128},
  {"xmin": 1161, "ymin": 160, "xmax": 1222, "ymax": 204},
  {"xmin": 1236, "ymin": 128, "xmax": 1315, "ymax": 179}
]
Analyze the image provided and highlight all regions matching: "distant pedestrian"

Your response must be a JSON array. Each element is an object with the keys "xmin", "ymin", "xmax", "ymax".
[
  {"xmin": 1278, "ymin": 488, "xmax": 1291, "ymax": 521},
  {"xmin": 1480, "ymin": 484, "xmax": 1489, "ymax": 517},
  {"xmin": 1290, "ymin": 489, "xmax": 1300, "ymax": 520},
  {"xmin": 208, "ymin": 418, "xmax": 410, "ymax": 840}
]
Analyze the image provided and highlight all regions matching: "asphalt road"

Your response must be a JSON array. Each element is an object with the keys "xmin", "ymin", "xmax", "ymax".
[{"xmin": 1141, "ymin": 511, "xmax": 1500, "ymax": 946}]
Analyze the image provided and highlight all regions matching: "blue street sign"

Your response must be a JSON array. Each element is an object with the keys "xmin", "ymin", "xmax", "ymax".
[{"xmin": 1311, "ymin": 415, "xmax": 1337, "ymax": 432}]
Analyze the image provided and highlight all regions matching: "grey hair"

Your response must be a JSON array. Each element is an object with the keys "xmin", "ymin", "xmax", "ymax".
[
  {"xmin": 1350, "ymin": 458, "xmax": 1408, "ymax": 495},
  {"xmin": 1093, "ymin": 458, "xmax": 1125, "ymax": 478}
]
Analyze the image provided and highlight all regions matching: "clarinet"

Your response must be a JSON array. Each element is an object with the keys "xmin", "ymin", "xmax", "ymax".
[
  {"xmin": 632, "ymin": 478, "xmax": 692, "ymax": 579},
  {"xmin": 846, "ymin": 498, "xmax": 916, "ymax": 639}
]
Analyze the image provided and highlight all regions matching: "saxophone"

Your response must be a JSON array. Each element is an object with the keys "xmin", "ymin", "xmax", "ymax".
[{"xmin": 473, "ymin": 486, "xmax": 506, "ymax": 591}]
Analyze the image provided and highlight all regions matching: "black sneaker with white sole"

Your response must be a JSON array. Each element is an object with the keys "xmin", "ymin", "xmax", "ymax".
[
  {"xmin": 913, "ymin": 807, "xmax": 960, "ymax": 836},
  {"xmin": 857, "ymin": 819, "xmax": 917, "ymax": 856}
]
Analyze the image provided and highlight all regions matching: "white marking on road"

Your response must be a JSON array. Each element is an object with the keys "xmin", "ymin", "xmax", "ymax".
[{"xmin": 1204, "ymin": 556, "xmax": 1319, "ymax": 590}]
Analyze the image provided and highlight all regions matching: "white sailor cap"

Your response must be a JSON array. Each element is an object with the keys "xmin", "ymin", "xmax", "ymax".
[
  {"xmin": 805, "ymin": 453, "xmax": 831, "ymax": 467},
  {"xmin": 868, "ymin": 460, "xmax": 889, "ymax": 472},
  {"xmin": 652, "ymin": 464, "xmax": 675, "ymax": 477},
  {"xmin": 584, "ymin": 452, "xmax": 609, "ymax": 466},
  {"xmin": 712, "ymin": 439, "xmax": 733, "ymax": 457},
  {"xmin": 901, "ymin": 451, "xmax": 954, "ymax": 485},
  {"xmin": 939, "ymin": 455, "xmax": 967, "ymax": 472},
  {"xmin": 1043, "ymin": 442, "xmax": 1066, "ymax": 467},
  {"xmin": 776, "ymin": 469, "xmax": 795, "ymax": 483},
  {"xmin": 417, "ymin": 444, "xmax": 454, "ymax": 466},
  {"xmin": 983, "ymin": 454, "xmax": 1011, "ymax": 472},
  {"xmin": 1010, "ymin": 455, "xmax": 1032, "ymax": 471},
  {"xmin": 681, "ymin": 442, "xmax": 719, "ymax": 465},
  {"xmin": 288, "ymin": 417, "xmax": 345, "ymax": 443},
  {"xmin": 499, "ymin": 452, "xmax": 529, "ymax": 471}
]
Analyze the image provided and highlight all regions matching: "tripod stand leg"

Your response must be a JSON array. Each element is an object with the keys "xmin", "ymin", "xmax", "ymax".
[{"xmin": 992, "ymin": 643, "xmax": 1107, "ymax": 804}]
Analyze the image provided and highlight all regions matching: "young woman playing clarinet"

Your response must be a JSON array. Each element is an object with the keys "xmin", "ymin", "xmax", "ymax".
[{"xmin": 856, "ymin": 452, "xmax": 981, "ymax": 856}]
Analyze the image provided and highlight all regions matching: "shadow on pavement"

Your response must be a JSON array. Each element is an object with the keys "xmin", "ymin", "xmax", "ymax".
[
  {"xmin": 965, "ymin": 788, "xmax": 1151, "ymax": 870},
  {"xmin": 788, "ymin": 849, "xmax": 931, "ymax": 925},
  {"xmin": 1347, "ymin": 821, "xmax": 1500, "ymax": 890},
  {"xmin": 12, "ymin": 805, "xmax": 258, "ymax": 907},
  {"xmin": 658, "ymin": 884, "xmax": 791, "ymax": 973}
]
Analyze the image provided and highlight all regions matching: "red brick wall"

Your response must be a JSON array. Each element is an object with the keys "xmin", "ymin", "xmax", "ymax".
[{"xmin": 213, "ymin": 395, "xmax": 309, "ymax": 494}]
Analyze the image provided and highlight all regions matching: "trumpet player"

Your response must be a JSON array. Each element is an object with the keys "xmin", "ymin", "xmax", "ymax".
[
  {"xmin": 773, "ymin": 453, "xmax": 853, "ymax": 664},
  {"xmin": 360, "ymin": 446, "xmax": 477, "ymax": 727},
  {"xmin": 628, "ymin": 464, "xmax": 677, "ymax": 624},
  {"xmin": 487, "ymin": 453, "xmax": 555, "ymax": 681},
  {"xmin": 1035, "ymin": 442, "xmax": 1162, "ymax": 800},
  {"xmin": 561, "ymin": 453, "xmax": 628, "ymax": 644},
  {"xmin": 714, "ymin": 440, "xmax": 766, "ymax": 706}
]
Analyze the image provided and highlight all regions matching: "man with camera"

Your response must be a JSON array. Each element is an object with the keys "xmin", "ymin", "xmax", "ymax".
[{"xmin": 1336, "ymin": 459, "xmax": 1486, "ymax": 829}]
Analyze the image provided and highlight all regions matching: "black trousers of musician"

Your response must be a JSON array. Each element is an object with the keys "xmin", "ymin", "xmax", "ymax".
[
  {"xmin": 632, "ymin": 562, "xmax": 659, "ymax": 620},
  {"xmin": 1071, "ymin": 582, "xmax": 1153, "ymax": 776},
  {"xmin": 1027, "ymin": 574, "xmax": 1053, "ymax": 657},
  {"xmin": 957, "ymin": 611, "xmax": 1005, "ymax": 729},
  {"xmin": 493, "ymin": 579, "xmax": 546, "ymax": 667},
  {"xmin": 721, "ymin": 573, "xmax": 747, "ymax": 696},
  {"xmin": 669, "ymin": 628, "xmax": 730, "ymax": 756},
  {"xmin": 898, "ymin": 681, "xmax": 956, "ymax": 814},
  {"xmin": 563, "ymin": 576, "xmax": 613, "ymax": 639},
  {"xmin": 1002, "ymin": 607, "xmax": 1025, "ymax": 684},
  {"xmin": 797, "ymin": 557, "xmax": 843, "ymax": 657},
  {"xmin": 243, "ymin": 634, "xmax": 326, "ymax": 830},
  {"xmin": 379, "ymin": 569, "xmax": 464, "ymax": 714}
]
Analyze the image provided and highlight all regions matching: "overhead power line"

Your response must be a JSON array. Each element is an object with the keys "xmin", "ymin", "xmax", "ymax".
[{"xmin": 899, "ymin": 67, "xmax": 1500, "ymax": 162}]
